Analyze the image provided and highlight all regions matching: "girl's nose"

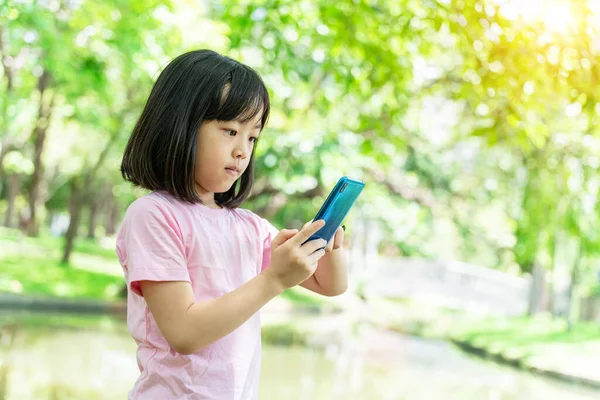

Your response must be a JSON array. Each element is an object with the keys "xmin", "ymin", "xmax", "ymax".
[{"xmin": 233, "ymin": 144, "xmax": 249, "ymax": 159}]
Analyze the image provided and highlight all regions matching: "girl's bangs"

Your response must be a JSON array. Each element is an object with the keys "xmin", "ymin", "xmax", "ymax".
[{"xmin": 211, "ymin": 66, "xmax": 270, "ymax": 126}]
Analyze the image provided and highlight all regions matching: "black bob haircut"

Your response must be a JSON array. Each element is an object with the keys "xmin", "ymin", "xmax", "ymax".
[{"xmin": 120, "ymin": 49, "xmax": 270, "ymax": 208}]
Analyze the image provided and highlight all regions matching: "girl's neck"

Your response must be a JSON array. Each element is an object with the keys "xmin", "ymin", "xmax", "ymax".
[{"xmin": 195, "ymin": 184, "xmax": 221, "ymax": 209}]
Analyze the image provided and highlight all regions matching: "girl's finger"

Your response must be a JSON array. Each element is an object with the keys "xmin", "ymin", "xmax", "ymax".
[
  {"xmin": 300, "ymin": 238, "xmax": 328, "ymax": 255},
  {"xmin": 325, "ymin": 238, "xmax": 334, "ymax": 253},
  {"xmin": 333, "ymin": 227, "xmax": 344, "ymax": 249},
  {"xmin": 272, "ymin": 229, "xmax": 298, "ymax": 248},
  {"xmin": 307, "ymin": 249, "xmax": 326, "ymax": 265}
]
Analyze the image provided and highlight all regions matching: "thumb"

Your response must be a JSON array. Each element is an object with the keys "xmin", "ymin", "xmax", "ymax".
[{"xmin": 271, "ymin": 229, "xmax": 299, "ymax": 248}]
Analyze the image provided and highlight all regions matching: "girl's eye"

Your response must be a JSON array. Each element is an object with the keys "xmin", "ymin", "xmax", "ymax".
[
  {"xmin": 224, "ymin": 129, "xmax": 237, "ymax": 136},
  {"xmin": 249, "ymin": 137, "xmax": 258, "ymax": 143}
]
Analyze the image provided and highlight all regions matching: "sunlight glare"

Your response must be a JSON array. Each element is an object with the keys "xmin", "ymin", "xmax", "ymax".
[{"xmin": 497, "ymin": 0, "xmax": 577, "ymax": 34}]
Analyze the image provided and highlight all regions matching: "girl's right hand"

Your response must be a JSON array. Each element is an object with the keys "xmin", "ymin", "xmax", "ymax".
[{"xmin": 264, "ymin": 220, "xmax": 327, "ymax": 291}]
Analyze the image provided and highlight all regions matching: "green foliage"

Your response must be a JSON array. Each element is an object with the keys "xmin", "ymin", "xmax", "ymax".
[
  {"xmin": 261, "ymin": 323, "xmax": 310, "ymax": 347},
  {"xmin": 280, "ymin": 288, "xmax": 323, "ymax": 308},
  {"xmin": 1, "ymin": 0, "xmax": 600, "ymax": 296}
]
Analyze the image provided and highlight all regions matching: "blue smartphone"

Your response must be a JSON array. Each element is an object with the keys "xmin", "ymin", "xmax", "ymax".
[{"xmin": 305, "ymin": 176, "xmax": 365, "ymax": 245}]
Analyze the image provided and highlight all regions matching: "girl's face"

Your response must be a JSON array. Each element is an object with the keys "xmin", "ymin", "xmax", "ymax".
[{"xmin": 194, "ymin": 114, "xmax": 262, "ymax": 205}]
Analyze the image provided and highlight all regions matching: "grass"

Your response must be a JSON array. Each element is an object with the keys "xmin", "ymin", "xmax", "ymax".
[
  {"xmin": 1, "ymin": 256, "xmax": 123, "ymax": 300},
  {"xmin": 448, "ymin": 314, "xmax": 600, "ymax": 383},
  {"xmin": 451, "ymin": 314, "xmax": 600, "ymax": 357},
  {"xmin": 372, "ymin": 296, "xmax": 600, "ymax": 379},
  {"xmin": 1, "ymin": 228, "xmax": 117, "ymax": 260},
  {"xmin": 380, "ymin": 296, "xmax": 600, "ymax": 381},
  {"xmin": 1, "ymin": 228, "xmax": 123, "ymax": 301}
]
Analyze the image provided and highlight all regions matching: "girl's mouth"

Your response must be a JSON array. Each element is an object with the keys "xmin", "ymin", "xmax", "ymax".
[{"xmin": 225, "ymin": 167, "xmax": 239, "ymax": 176}]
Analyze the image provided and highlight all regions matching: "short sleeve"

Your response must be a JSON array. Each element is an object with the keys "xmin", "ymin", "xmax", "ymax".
[
  {"xmin": 117, "ymin": 198, "xmax": 190, "ymax": 296},
  {"xmin": 260, "ymin": 219, "xmax": 280, "ymax": 272}
]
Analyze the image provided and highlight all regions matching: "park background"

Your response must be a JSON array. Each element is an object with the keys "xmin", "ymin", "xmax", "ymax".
[{"xmin": 1, "ymin": 0, "xmax": 600, "ymax": 398}]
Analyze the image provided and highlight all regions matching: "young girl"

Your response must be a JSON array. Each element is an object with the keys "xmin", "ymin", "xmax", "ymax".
[{"xmin": 115, "ymin": 49, "xmax": 348, "ymax": 400}]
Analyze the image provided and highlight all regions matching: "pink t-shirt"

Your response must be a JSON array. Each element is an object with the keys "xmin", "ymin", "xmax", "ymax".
[{"xmin": 115, "ymin": 191, "xmax": 278, "ymax": 400}]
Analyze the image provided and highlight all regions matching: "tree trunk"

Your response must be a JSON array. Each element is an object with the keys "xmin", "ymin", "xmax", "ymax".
[
  {"xmin": 3, "ymin": 173, "xmax": 21, "ymax": 228},
  {"xmin": 62, "ymin": 92, "xmax": 130, "ymax": 254},
  {"xmin": 62, "ymin": 178, "xmax": 84, "ymax": 265},
  {"xmin": 105, "ymin": 197, "xmax": 119, "ymax": 236},
  {"xmin": 0, "ymin": 25, "xmax": 15, "ymax": 182},
  {"xmin": 0, "ymin": 140, "xmax": 11, "ymax": 180},
  {"xmin": 62, "ymin": 142, "xmax": 116, "ymax": 260},
  {"xmin": 27, "ymin": 69, "xmax": 54, "ymax": 237},
  {"xmin": 566, "ymin": 241, "xmax": 583, "ymax": 332},
  {"xmin": 528, "ymin": 262, "xmax": 546, "ymax": 316},
  {"xmin": 87, "ymin": 197, "xmax": 99, "ymax": 239}
]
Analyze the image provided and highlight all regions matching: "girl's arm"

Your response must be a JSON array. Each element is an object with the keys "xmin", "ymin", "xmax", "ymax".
[
  {"xmin": 140, "ymin": 274, "xmax": 280, "ymax": 355},
  {"xmin": 140, "ymin": 221, "xmax": 327, "ymax": 355}
]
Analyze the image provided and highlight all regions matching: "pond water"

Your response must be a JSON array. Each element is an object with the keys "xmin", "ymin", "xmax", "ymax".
[{"xmin": 0, "ymin": 311, "xmax": 598, "ymax": 399}]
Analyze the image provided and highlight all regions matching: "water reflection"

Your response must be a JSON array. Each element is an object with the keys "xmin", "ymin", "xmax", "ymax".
[{"xmin": 0, "ymin": 312, "xmax": 598, "ymax": 399}]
